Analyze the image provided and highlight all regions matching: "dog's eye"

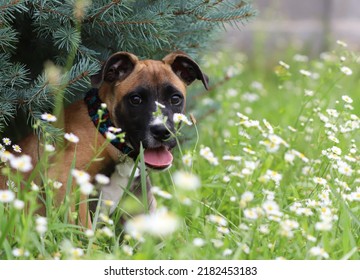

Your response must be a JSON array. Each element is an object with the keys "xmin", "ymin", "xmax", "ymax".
[
  {"xmin": 129, "ymin": 95, "xmax": 142, "ymax": 105},
  {"xmin": 170, "ymin": 94, "xmax": 183, "ymax": 106}
]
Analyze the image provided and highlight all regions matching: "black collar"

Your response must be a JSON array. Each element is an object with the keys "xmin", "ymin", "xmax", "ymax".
[{"xmin": 84, "ymin": 88, "xmax": 133, "ymax": 156}]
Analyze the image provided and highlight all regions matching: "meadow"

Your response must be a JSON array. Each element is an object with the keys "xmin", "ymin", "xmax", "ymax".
[{"xmin": 0, "ymin": 41, "xmax": 359, "ymax": 260}]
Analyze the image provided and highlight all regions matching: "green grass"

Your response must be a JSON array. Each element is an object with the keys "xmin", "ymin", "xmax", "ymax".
[{"xmin": 1, "ymin": 42, "xmax": 360, "ymax": 260}]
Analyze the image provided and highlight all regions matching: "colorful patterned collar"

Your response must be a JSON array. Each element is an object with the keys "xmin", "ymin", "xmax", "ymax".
[{"xmin": 84, "ymin": 88, "xmax": 133, "ymax": 156}]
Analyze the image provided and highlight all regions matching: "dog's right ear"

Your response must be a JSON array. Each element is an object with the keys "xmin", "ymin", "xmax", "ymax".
[{"xmin": 91, "ymin": 52, "xmax": 139, "ymax": 88}]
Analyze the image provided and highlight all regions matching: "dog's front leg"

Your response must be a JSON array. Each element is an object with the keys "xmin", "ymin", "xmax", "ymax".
[{"xmin": 129, "ymin": 175, "xmax": 157, "ymax": 213}]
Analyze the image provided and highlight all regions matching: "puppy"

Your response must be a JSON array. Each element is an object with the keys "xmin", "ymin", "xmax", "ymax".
[{"xmin": 0, "ymin": 51, "xmax": 209, "ymax": 228}]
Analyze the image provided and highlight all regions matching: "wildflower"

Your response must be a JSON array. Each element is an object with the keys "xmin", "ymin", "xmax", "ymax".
[
  {"xmin": 103, "ymin": 199, "xmax": 115, "ymax": 207},
  {"xmin": 336, "ymin": 40, "xmax": 348, "ymax": 47},
  {"xmin": 340, "ymin": 66, "xmax": 352, "ymax": 76},
  {"xmin": 52, "ymin": 181, "xmax": 63, "ymax": 189},
  {"xmin": 95, "ymin": 174, "xmax": 110, "ymax": 185},
  {"xmin": 180, "ymin": 197, "xmax": 192, "ymax": 206},
  {"xmin": 350, "ymin": 189, "xmax": 360, "ymax": 201},
  {"xmin": 269, "ymin": 134, "xmax": 289, "ymax": 147},
  {"xmin": 226, "ymin": 88, "xmax": 238, "ymax": 97},
  {"xmin": 211, "ymin": 239, "xmax": 224, "ymax": 248},
  {"xmin": 80, "ymin": 182, "xmax": 94, "ymax": 195},
  {"xmin": 193, "ymin": 238, "xmax": 206, "ymax": 247},
  {"xmin": 12, "ymin": 145, "xmax": 22, "ymax": 153},
  {"xmin": 243, "ymin": 147, "xmax": 256, "ymax": 155},
  {"xmin": 155, "ymin": 101, "xmax": 166, "ymax": 109},
  {"xmin": 306, "ymin": 235, "xmax": 317, "ymax": 242},
  {"xmin": 173, "ymin": 170, "xmax": 201, "ymax": 191},
  {"xmin": 64, "ymin": 132, "xmax": 79, "ymax": 143},
  {"xmin": 41, "ymin": 113, "xmax": 57, "ymax": 122},
  {"xmin": 263, "ymin": 119, "xmax": 274, "ymax": 133},
  {"xmin": 304, "ymin": 90, "xmax": 314, "ymax": 97},
  {"xmin": 259, "ymin": 224, "xmax": 270, "ymax": 234},
  {"xmin": 70, "ymin": 248, "xmax": 84, "ymax": 259},
  {"xmin": 299, "ymin": 208, "xmax": 314, "ymax": 216},
  {"xmin": 45, "ymin": 144, "xmax": 56, "ymax": 152},
  {"xmin": 223, "ymin": 249, "xmax": 233, "ymax": 257},
  {"xmin": 100, "ymin": 226, "xmax": 114, "ymax": 238},
  {"xmin": 71, "ymin": 169, "xmax": 91, "ymax": 185},
  {"xmin": 279, "ymin": 60, "xmax": 290, "ymax": 69},
  {"xmin": 279, "ymin": 227, "xmax": 294, "ymax": 238},
  {"xmin": 0, "ymin": 150, "xmax": 14, "ymax": 162},
  {"xmin": 0, "ymin": 190, "xmax": 15, "ymax": 203},
  {"xmin": 199, "ymin": 146, "xmax": 219, "ymax": 166},
  {"xmin": 99, "ymin": 213, "xmax": 114, "ymax": 225},
  {"xmin": 299, "ymin": 69, "xmax": 312, "ymax": 77},
  {"xmin": 251, "ymin": 81, "xmax": 264, "ymax": 90},
  {"xmin": 35, "ymin": 216, "xmax": 48, "ymax": 235},
  {"xmin": 31, "ymin": 182, "xmax": 40, "ymax": 192},
  {"xmin": 337, "ymin": 161, "xmax": 353, "ymax": 176},
  {"xmin": 313, "ymin": 177, "xmax": 327, "ymax": 186},
  {"xmin": 122, "ymin": 245, "xmax": 133, "ymax": 256},
  {"xmin": 341, "ymin": 95, "xmax": 353, "ymax": 104},
  {"xmin": 130, "ymin": 208, "xmax": 177, "ymax": 238},
  {"xmin": 225, "ymin": 65, "xmax": 240, "ymax": 78},
  {"xmin": 3, "ymin": 138, "xmax": 11, "ymax": 145},
  {"xmin": 240, "ymin": 244, "xmax": 250, "ymax": 254},
  {"xmin": 263, "ymin": 190, "xmax": 275, "ymax": 200},
  {"xmin": 85, "ymin": 229, "xmax": 94, "ymax": 238},
  {"xmin": 243, "ymin": 208, "xmax": 259, "ymax": 220},
  {"xmin": 173, "ymin": 113, "xmax": 192, "ymax": 125},
  {"xmin": 293, "ymin": 54, "xmax": 309, "ymax": 62},
  {"xmin": 207, "ymin": 214, "xmax": 227, "ymax": 226},
  {"xmin": 108, "ymin": 126, "xmax": 122, "ymax": 134},
  {"xmin": 315, "ymin": 220, "xmax": 332, "ymax": 231},
  {"xmin": 242, "ymin": 161, "xmax": 258, "ymax": 175},
  {"xmin": 264, "ymin": 170, "xmax": 282, "ymax": 185},
  {"xmin": 12, "ymin": 248, "xmax": 30, "ymax": 258},
  {"xmin": 331, "ymin": 146, "xmax": 342, "ymax": 156},
  {"xmin": 239, "ymin": 223, "xmax": 249, "ymax": 231},
  {"xmin": 241, "ymin": 191, "xmax": 254, "ymax": 202},
  {"xmin": 241, "ymin": 119, "xmax": 260, "ymax": 128},
  {"xmin": 242, "ymin": 92, "xmax": 259, "ymax": 103},
  {"xmin": 222, "ymin": 175, "xmax": 230, "ymax": 183},
  {"xmin": 105, "ymin": 131, "xmax": 116, "ymax": 141},
  {"xmin": 236, "ymin": 112, "xmax": 249, "ymax": 120},
  {"xmin": 151, "ymin": 186, "xmax": 173, "ymax": 199},
  {"xmin": 328, "ymin": 135, "xmax": 339, "ymax": 143},
  {"xmin": 13, "ymin": 199, "xmax": 25, "ymax": 210},
  {"xmin": 262, "ymin": 200, "xmax": 282, "ymax": 217},
  {"xmin": 309, "ymin": 246, "xmax": 329, "ymax": 259},
  {"xmin": 218, "ymin": 226, "xmax": 230, "ymax": 235},
  {"xmin": 284, "ymin": 151, "xmax": 296, "ymax": 164},
  {"xmin": 222, "ymin": 155, "xmax": 242, "ymax": 161},
  {"xmin": 182, "ymin": 153, "xmax": 193, "ymax": 167},
  {"xmin": 281, "ymin": 219, "xmax": 299, "ymax": 231},
  {"xmin": 9, "ymin": 155, "xmax": 33, "ymax": 172},
  {"xmin": 326, "ymin": 109, "xmax": 339, "ymax": 118}
]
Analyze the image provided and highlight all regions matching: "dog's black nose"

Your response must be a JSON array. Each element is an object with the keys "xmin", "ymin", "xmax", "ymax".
[{"xmin": 150, "ymin": 124, "xmax": 171, "ymax": 141}]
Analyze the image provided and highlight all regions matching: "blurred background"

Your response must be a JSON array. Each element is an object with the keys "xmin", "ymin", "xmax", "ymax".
[{"xmin": 222, "ymin": 0, "xmax": 359, "ymax": 61}]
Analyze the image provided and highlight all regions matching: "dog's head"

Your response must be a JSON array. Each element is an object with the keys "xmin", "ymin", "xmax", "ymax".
[{"xmin": 92, "ymin": 51, "xmax": 209, "ymax": 170}]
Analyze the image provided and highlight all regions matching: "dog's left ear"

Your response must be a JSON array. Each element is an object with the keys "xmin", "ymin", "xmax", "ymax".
[{"xmin": 163, "ymin": 51, "xmax": 209, "ymax": 90}]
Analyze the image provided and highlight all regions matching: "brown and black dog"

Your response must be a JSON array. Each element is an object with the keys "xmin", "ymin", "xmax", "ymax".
[{"xmin": 0, "ymin": 51, "xmax": 209, "ymax": 228}]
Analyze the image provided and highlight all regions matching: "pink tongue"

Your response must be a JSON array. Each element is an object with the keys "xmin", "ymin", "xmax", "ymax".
[{"xmin": 144, "ymin": 147, "xmax": 173, "ymax": 169}]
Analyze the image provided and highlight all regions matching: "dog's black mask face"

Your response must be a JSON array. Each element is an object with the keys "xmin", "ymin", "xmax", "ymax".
[
  {"xmin": 93, "ymin": 51, "xmax": 209, "ymax": 169},
  {"xmin": 115, "ymin": 83, "xmax": 185, "ymax": 154}
]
